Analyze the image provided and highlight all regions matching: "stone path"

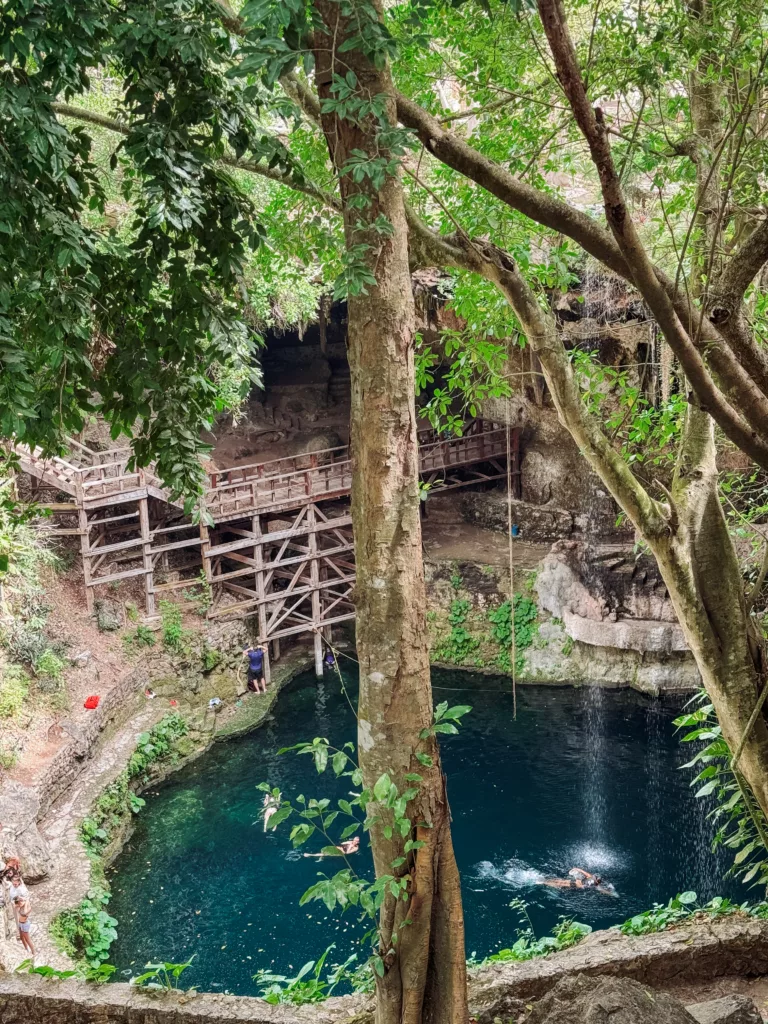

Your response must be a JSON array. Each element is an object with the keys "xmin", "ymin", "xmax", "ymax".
[{"xmin": 0, "ymin": 699, "xmax": 163, "ymax": 972}]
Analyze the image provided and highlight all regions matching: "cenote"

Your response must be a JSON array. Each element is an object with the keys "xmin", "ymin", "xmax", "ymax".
[{"xmin": 107, "ymin": 668, "xmax": 735, "ymax": 995}]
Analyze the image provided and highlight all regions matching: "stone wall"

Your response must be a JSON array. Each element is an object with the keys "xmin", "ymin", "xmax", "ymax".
[
  {"xmin": 3, "ymin": 916, "xmax": 768, "ymax": 1024},
  {"xmin": 424, "ymin": 557, "xmax": 700, "ymax": 694}
]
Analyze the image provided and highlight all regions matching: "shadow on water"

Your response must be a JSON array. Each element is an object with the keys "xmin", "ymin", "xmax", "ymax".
[{"xmin": 107, "ymin": 667, "xmax": 736, "ymax": 994}]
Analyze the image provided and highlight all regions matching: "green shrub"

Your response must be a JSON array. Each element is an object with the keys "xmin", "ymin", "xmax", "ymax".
[
  {"xmin": 57, "ymin": 713, "xmax": 190, "ymax": 968},
  {"xmin": 3, "ymin": 615, "xmax": 50, "ymax": 665},
  {"xmin": 255, "ymin": 946, "xmax": 358, "ymax": 1005},
  {"xmin": 488, "ymin": 594, "xmax": 538, "ymax": 674},
  {"xmin": 0, "ymin": 743, "xmax": 19, "ymax": 770},
  {"xmin": 50, "ymin": 886, "xmax": 117, "ymax": 968},
  {"xmin": 159, "ymin": 600, "xmax": 189, "ymax": 652},
  {"xmin": 434, "ymin": 599, "xmax": 481, "ymax": 665},
  {"xmin": 122, "ymin": 625, "xmax": 156, "ymax": 653},
  {"xmin": 202, "ymin": 645, "xmax": 221, "ymax": 671},
  {"xmin": 0, "ymin": 664, "xmax": 29, "ymax": 717},
  {"xmin": 472, "ymin": 899, "xmax": 590, "ymax": 967},
  {"xmin": 618, "ymin": 892, "xmax": 768, "ymax": 936},
  {"xmin": 80, "ymin": 713, "xmax": 188, "ymax": 857},
  {"xmin": 131, "ymin": 958, "xmax": 196, "ymax": 991},
  {"xmin": 484, "ymin": 918, "xmax": 591, "ymax": 963},
  {"xmin": 182, "ymin": 571, "xmax": 212, "ymax": 616},
  {"xmin": 34, "ymin": 648, "xmax": 65, "ymax": 681}
]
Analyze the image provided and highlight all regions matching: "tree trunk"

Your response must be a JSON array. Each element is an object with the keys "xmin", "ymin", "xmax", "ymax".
[
  {"xmin": 657, "ymin": 404, "xmax": 768, "ymax": 813},
  {"xmin": 311, "ymin": 5, "xmax": 468, "ymax": 1023}
]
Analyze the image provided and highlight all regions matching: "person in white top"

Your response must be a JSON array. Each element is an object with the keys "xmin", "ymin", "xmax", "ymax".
[{"xmin": 8, "ymin": 873, "xmax": 29, "ymax": 941}]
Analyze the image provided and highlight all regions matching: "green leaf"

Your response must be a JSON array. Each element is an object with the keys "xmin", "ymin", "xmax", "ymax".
[{"xmin": 374, "ymin": 773, "xmax": 392, "ymax": 801}]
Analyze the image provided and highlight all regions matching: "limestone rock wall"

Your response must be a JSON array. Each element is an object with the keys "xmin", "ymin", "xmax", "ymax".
[
  {"xmin": 3, "ymin": 915, "xmax": 768, "ymax": 1024},
  {"xmin": 424, "ymin": 557, "xmax": 699, "ymax": 694}
]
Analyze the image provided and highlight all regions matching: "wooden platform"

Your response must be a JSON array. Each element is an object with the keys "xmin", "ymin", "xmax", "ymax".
[{"xmin": 15, "ymin": 420, "xmax": 519, "ymax": 678}]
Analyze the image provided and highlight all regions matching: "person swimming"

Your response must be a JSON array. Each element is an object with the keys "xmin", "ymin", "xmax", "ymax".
[
  {"xmin": 262, "ymin": 791, "xmax": 280, "ymax": 832},
  {"xmin": 540, "ymin": 866, "xmax": 617, "ymax": 896},
  {"xmin": 303, "ymin": 836, "xmax": 360, "ymax": 858}
]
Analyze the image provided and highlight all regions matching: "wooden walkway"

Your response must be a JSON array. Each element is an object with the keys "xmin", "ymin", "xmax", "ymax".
[{"xmin": 16, "ymin": 421, "xmax": 518, "ymax": 677}]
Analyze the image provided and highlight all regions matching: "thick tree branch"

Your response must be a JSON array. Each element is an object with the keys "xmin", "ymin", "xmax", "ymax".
[
  {"xmin": 715, "ymin": 219, "xmax": 768, "ymax": 306},
  {"xmin": 407, "ymin": 217, "xmax": 668, "ymax": 535},
  {"xmin": 281, "ymin": 71, "xmax": 323, "ymax": 123},
  {"xmin": 394, "ymin": 90, "xmax": 768, "ymax": 408},
  {"xmin": 395, "ymin": 91, "xmax": 630, "ymax": 278},
  {"xmin": 51, "ymin": 102, "xmax": 340, "ymax": 210},
  {"xmin": 535, "ymin": 0, "xmax": 768, "ymax": 470}
]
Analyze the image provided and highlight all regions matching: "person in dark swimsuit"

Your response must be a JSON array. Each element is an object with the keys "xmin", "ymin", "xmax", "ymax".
[
  {"xmin": 541, "ymin": 867, "xmax": 617, "ymax": 896},
  {"xmin": 243, "ymin": 644, "xmax": 267, "ymax": 694}
]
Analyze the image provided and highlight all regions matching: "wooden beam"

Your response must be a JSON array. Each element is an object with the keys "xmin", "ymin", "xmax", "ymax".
[
  {"xmin": 308, "ymin": 505, "xmax": 323, "ymax": 678},
  {"xmin": 139, "ymin": 497, "xmax": 155, "ymax": 617},
  {"xmin": 207, "ymin": 514, "xmax": 352, "ymax": 558},
  {"xmin": 150, "ymin": 536, "xmax": 204, "ymax": 555},
  {"xmin": 83, "ymin": 536, "xmax": 145, "ymax": 558},
  {"xmin": 88, "ymin": 566, "xmax": 150, "ymax": 587},
  {"xmin": 151, "ymin": 577, "xmax": 206, "ymax": 594},
  {"xmin": 87, "ymin": 511, "xmax": 139, "ymax": 526}
]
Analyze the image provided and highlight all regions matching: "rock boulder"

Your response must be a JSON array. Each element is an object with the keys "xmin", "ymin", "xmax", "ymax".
[
  {"xmin": 686, "ymin": 995, "xmax": 763, "ymax": 1024},
  {"xmin": 0, "ymin": 782, "xmax": 53, "ymax": 882},
  {"xmin": 526, "ymin": 976, "xmax": 697, "ymax": 1024}
]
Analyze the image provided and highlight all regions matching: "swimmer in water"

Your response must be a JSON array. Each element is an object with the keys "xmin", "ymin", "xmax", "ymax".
[
  {"xmin": 541, "ymin": 866, "xmax": 617, "ymax": 896},
  {"xmin": 303, "ymin": 836, "xmax": 360, "ymax": 858},
  {"xmin": 262, "ymin": 791, "xmax": 281, "ymax": 832}
]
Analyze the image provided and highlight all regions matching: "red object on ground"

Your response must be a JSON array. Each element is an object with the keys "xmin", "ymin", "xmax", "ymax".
[
  {"xmin": 169, "ymin": 699, "xmax": 178, "ymax": 707},
  {"xmin": 84, "ymin": 695, "xmax": 100, "ymax": 710}
]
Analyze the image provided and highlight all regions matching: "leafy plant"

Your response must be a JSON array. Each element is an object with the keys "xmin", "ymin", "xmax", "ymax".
[
  {"xmin": 202, "ymin": 644, "xmax": 221, "ymax": 671},
  {"xmin": 34, "ymin": 649, "xmax": 65, "ymax": 681},
  {"xmin": 79, "ymin": 715, "xmax": 187, "ymax": 854},
  {"xmin": 618, "ymin": 892, "xmax": 768, "ymax": 936},
  {"xmin": 183, "ymin": 571, "xmax": 212, "ymax": 616},
  {"xmin": 131, "ymin": 957, "xmax": 196, "ymax": 991},
  {"xmin": 434, "ymin": 599, "xmax": 481, "ymax": 665},
  {"xmin": 255, "ymin": 945, "xmax": 356, "ymax": 1004},
  {"xmin": 0, "ymin": 664, "xmax": 29, "ymax": 717},
  {"xmin": 488, "ymin": 594, "xmax": 538, "ymax": 673},
  {"xmin": 123, "ymin": 624, "xmax": 157, "ymax": 652},
  {"xmin": 159, "ymin": 600, "xmax": 190, "ymax": 652},
  {"xmin": 473, "ymin": 899, "xmax": 590, "ymax": 966},
  {"xmin": 50, "ymin": 886, "xmax": 118, "ymax": 968},
  {"xmin": 15, "ymin": 959, "xmax": 78, "ymax": 980},
  {"xmin": 0, "ymin": 743, "xmax": 19, "ymax": 770},
  {"xmin": 675, "ymin": 694, "xmax": 768, "ymax": 886}
]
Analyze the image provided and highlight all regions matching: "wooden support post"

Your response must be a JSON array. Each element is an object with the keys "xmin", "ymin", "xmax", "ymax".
[
  {"xmin": 77, "ymin": 506, "xmax": 94, "ymax": 614},
  {"xmin": 253, "ymin": 514, "xmax": 271, "ymax": 685},
  {"xmin": 138, "ymin": 498, "xmax": 155, "ymax": 617},
  {"xmin": 200, "ymin": 520, "xmax": 212, "ymax": 618},
  {"xmin": 308, "ymin": 505, "xmax": 323, "ymax": 678}
]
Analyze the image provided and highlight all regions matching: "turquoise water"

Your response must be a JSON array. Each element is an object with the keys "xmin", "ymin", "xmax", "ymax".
[{"xmin": 107, "ymin": 668, "xmax": 733, "ymax": 994}]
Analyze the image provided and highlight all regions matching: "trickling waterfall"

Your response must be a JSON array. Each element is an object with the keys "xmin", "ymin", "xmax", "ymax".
[
  {"xmin": 645, "ymin": 698, "xmax": 663, "ymax": 905},
  {"xmin": 584, "ymin": 686, "xmax": 607, "ymax": 838}
]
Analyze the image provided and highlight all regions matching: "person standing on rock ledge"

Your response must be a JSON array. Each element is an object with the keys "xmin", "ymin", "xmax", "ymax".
[
  {"xmin": 243, "ymin": 643, "xmax": 267, "ymax": 694},
  {"xmin": 14, "ymin": 895, "xmax": 34, "ymax": 958}
]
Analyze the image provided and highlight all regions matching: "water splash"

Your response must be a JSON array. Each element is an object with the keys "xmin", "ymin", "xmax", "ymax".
[
  {"xmin": 563, "ymin": 842, "xmax": 625, "ymax": 872},
  {"xmin": 474, "ymin": 858, "xmax": 544, "ymax": 888}
]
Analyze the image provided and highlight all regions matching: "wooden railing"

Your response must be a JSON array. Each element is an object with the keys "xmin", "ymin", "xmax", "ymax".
[{"xmin": 16, "ymin": 420, "xmax": 510, "ymax": 519}]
